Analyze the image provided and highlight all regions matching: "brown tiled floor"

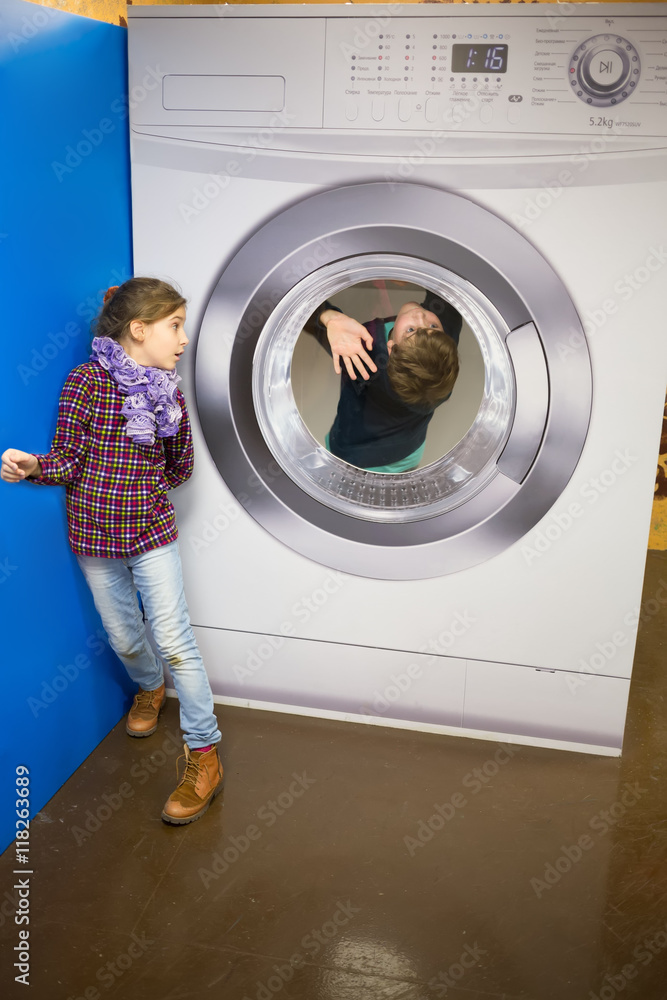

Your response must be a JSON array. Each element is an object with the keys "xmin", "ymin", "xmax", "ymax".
[{"xmin": 2, "ymin": 552, "xmax": 667, "ymax": 1000}]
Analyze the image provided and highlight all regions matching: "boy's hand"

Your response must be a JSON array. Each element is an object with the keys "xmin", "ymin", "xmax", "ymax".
[
  {"xmin": 320, "ymin": 311, "xmax": 378, "ymax": 381},
  {"xmin": 1, "ymin": 449, "xmax": 41, "ymax": 482}
]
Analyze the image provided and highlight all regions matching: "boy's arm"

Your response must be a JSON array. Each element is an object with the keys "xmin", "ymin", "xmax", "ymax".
[
  {"xmin": 302, "ymin": 300, "xmax": 340, "ymax": 355},
  {"xmin": 303, "ymin": 302, "xmax": 377, "ymax": 381},
  {"xmin": 162, "ymin": 392, "xmax": 194, "ymax": 488}
]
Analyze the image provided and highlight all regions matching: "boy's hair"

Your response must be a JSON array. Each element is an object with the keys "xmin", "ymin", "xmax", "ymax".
[
  {"xmin": 387, "ymin": 329, "xmax": 459, "ymax": 408},
  {"xmin": 93, "ymin": 277, "xmax": 186, "ymax": 342}
]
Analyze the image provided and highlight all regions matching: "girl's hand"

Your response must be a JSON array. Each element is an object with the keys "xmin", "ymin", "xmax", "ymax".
[
  {"xmin": 1, "ymin": 449, "xmax": 41, "ymax": 483},
  {"xmin": 320, "ymin": 310, "xmax": 378, "ymax": 381}
]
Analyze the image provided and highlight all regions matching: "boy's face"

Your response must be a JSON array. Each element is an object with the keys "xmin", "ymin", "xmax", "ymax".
[{"xmin": 388, "ymin": 302, "xmax": 444, "ymax": 354}]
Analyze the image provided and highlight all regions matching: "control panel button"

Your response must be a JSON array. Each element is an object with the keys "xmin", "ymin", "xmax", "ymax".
[
  {"xmin": 398, "ymin": 98, "xmax": 411, "ymax": 122},
  {"xmin": 425, "ymin": 97, "xmax": 439, "ymax": 123},
  {"xmin": 508, "ymin": 105, "xmax": 521, "ymax": 125},
  {"xmin": 371, "ymin": 99, "xmax": 384, "ymax": 122},
  {"xmin": 345, "ymin": 99, "xmax": 358, "ymax": 122},
  {"xmin": 480, "ymin": 104, "xmax": 493, "ymax": 124},
  {"xmin": 568, "ymin": 34, "xmax": 640, "ymax": 108},
  {"xmin": 586, "ymin": 49, "xmax": 625, "ymax": 88}
]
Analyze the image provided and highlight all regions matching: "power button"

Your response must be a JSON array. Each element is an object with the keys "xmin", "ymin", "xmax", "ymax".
[{"xmin": 586, "ymin": 49, "xmax": 625, "ymax": 88}]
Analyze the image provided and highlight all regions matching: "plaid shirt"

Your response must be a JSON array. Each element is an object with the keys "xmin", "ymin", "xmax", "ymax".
[{"xmin": 32, "ymin": 362, "xmax": 194, "ymax": 558}]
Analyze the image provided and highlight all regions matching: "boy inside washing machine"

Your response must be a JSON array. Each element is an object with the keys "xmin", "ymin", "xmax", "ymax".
[{"xmin": 304, "ymin": 291, "xmax": 462, "ymax": 473}]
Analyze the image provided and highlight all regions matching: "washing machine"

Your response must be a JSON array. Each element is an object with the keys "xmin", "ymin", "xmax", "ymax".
[{"xmin": 128, "ymin": 4, "xmax": 667, "ymax": 755}]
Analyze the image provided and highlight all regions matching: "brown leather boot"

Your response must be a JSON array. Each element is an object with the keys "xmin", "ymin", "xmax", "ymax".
[
  {"xmin": 161, "ymin": 744, "xmax": 224, "ymax": 825},
  {"xmin": 126, "ymin": 683, "xmax": 166, "ymax": 737}
]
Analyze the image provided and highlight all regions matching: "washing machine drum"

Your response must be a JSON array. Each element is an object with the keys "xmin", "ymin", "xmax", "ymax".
[{"xmin": 196, "ymin": 182, "xmax": 591, "ymax": 580}]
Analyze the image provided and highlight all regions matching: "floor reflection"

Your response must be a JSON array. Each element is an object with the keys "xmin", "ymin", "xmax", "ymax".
[{"xmin": 2, "ymin": 554, "xmax": 666, "ymax": 999}]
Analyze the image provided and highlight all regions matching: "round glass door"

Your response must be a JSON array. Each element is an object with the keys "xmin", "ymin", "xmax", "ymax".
[{"xmin": 253, "ymin": 254, "xmax": 514, "ymax": 522}]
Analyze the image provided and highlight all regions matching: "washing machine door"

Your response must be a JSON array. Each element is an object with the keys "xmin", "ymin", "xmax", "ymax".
[{"xmin": 196, "ymin": 182, "xmax": 591, "ymax": 580}]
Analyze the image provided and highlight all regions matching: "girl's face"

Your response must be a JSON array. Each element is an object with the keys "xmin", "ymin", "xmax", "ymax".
[{"xmin": 125, "ymin": 308, "xmax": 188, "ymax": 370}]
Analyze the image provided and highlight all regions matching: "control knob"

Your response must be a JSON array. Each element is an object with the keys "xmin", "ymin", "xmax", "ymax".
[{"xmin": 568, "ymin": 34, "xmax": 640, "ymax": 108}]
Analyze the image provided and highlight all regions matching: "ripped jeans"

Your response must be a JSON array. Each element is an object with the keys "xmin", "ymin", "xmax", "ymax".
[{"xmin": 77, "ymin": 540, "xmax": 221, "ymax": 749}]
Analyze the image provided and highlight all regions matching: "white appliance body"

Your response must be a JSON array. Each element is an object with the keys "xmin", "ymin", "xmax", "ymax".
[{"xmin": 128, "ymin": 4, "xmax": 667, "ymax": 755}]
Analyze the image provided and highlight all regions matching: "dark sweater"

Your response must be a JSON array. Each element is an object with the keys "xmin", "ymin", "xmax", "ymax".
[{"xmin": 305, "ymin": 294, "xmax": 462, "ymax": 468}]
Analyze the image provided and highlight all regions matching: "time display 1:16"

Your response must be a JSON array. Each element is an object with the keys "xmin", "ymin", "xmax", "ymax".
[{"xmin": 451, "ymin": 43, "xmax": 509, "ymax": 73}]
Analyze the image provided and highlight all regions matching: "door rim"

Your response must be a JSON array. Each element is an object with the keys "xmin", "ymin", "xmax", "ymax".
[{"xmin": 195, "ymin": 181, "xmax": 591, "ymax": 579}]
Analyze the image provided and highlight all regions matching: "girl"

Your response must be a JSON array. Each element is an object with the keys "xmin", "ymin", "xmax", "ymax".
[{"xmin": 1, "ymin": 278, "xmax": 222, "ymax": 826}]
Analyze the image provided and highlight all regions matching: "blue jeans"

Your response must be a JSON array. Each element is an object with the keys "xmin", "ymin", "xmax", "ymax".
[{"xmin": 77, "ymin": 541, "xmax": 221, "ymax": 749}]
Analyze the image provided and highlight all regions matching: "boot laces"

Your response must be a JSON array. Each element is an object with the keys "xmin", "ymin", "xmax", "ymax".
[
  {"xmin": 177, "ymin": 750, "xmax": 203, "ymax": 789},
  {"xmin": 135, "ymin": 687, "xmax": 158, "ymax": 710}
]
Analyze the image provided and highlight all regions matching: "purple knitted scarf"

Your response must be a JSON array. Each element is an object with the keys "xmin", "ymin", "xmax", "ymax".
[{"xmin": 91, "ymin": 336, "xmax": 182, "ymax": 446}]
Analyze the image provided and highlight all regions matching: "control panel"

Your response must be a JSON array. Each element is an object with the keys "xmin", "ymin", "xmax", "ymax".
[
  {"xmin": 129, "ymin": 8, "xmax": 667, "ymax": 139},
  {"xmin": 323, "ymin": 15, "xmax": 667, "ymax": 135}
]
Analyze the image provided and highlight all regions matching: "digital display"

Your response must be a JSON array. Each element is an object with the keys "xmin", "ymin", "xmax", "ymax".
[{"xmin": 452, "ymin": 44, "xmax": 508, "ymax": 74}]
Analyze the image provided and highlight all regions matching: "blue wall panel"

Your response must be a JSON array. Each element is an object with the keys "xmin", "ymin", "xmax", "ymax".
[{"xmin": 1, "ymin": 0, "xmax": 134, "ymax": 853}]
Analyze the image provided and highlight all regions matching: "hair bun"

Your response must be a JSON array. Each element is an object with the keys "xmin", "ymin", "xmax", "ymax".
[{"xmin": 103, "ymin": 286, "xmax": 119, "ymax": 305}]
